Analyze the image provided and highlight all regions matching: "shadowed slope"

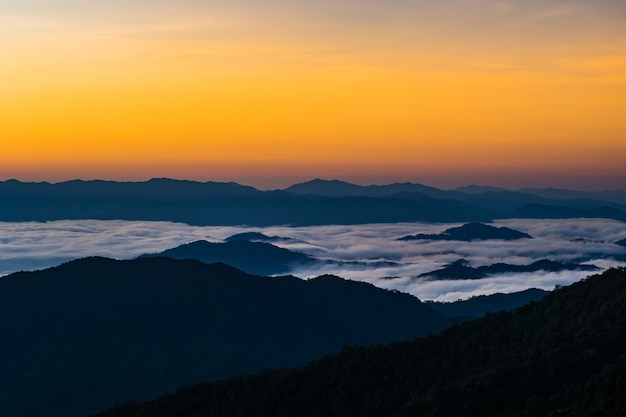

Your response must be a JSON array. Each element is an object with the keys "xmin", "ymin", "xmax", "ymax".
[
  {"xmin": 93, "ymin": 267, "xmax": 626, "ymax": 417},
  {"xmin": 0, "ymin": 257, "xmax": 452, "ymax": 417}
]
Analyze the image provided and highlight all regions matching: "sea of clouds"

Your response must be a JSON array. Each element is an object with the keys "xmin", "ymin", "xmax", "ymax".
[{"xmin": 1, "ymin": 218, "xmax": 625, "ymax": 301}]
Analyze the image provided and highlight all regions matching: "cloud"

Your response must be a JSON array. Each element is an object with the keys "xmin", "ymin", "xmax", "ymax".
[{"xmin": 1, "ymin": 219, "xmax": 624, "ymax": 301}]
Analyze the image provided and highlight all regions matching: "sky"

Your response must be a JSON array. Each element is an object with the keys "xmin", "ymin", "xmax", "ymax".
[
  {"xmin": 1, "ymin": 218, "xmax": 625, "ymax": 301},
  {"xmin": 2, "ymin": 0, "xmax": 626, "ymax": 189}
]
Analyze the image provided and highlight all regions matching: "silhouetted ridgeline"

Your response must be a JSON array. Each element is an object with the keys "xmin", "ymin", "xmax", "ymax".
[
  {"xmin": 399, "ymin": 222, "xmax": 533, "ymax": 241},
  {"xmin": 425, "ymin": 288, "xmax": 549, "ymax": 317},
  {"xmin": 139, "ymin": 239, "xmax": 316, "ymax": 275},
  {"xmin": 1, "ymin": 179, "xmax": 625, "ymax": 225},
  {"xmin": 0, "ymin": 257, "xmax": 455, "ymax": 417},
  {"xmin": 93, "ymin": 267, "xmax": 626, "ymax": 417},
  {"xmin": 418, "ymin": 259, "xmax": 599, "ymax": 280}
]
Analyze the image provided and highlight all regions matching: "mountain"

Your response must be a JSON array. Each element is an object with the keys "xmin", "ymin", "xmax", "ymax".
[
  {"xmin": 139, "ymin": 239, "xmax": 314, "ymax": 275},
  {"xmin": 1, "ymin": 178, "xmax": 624, "ymax": 226},
  {"xmin": 224, "ymin": 232, "xmax": 287, "ymax": 242},
  {"xmin": 0, "ymin": 180, "xmax": 490, "ymax": 225},
  {"xmin": 452, "ymin": 185, "xmax": 508, "ymax": 194},
  {"xmin": 92, "ymin": 266, "xmax": 626, "ymax": 417},
  {"xmin": 425, "ymin": 288, "xmax": 549, "ymax": 318},
  {"xmin": 518, "ymin": 187, "xmax": 626, "ymax": 205},
  {"xmin": 418, "ymin": 259, "xmax": 487, "ymax": 279},
  {"xmin": 512, "ymin": 204, "xmax": 626, "ymax": 222},
  {"xmin": 0, "ymin": 257, "xmax": 455, "ymax": 417},
  {"xmin": 399, "ymin": 222, "xmax": 533, "ymax": 241},
  {"xmin": 284, "ymin": 178, "xmax": 460, "ymax": 199},
  {"xmin": 418, "ymin": 259, "xmax": 599, "ymax": 280},
  {"xmin": 452, "ymin": 190, "xmax": 554, "ymax": 213}
]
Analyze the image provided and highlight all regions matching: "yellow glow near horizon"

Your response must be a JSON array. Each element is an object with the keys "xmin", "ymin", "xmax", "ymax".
[{"xmin": 2, "ymin": 2, "xmax": 626, "ymax": 189}]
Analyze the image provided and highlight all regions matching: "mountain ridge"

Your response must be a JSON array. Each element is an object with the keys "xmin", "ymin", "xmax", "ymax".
[
  {"xmin": 0, "ymin": 256, "xmax": 455, "ymax": 417},
  {"xmin": 1, "ymin": 178, "xmax": 625, "ymax": 225},
  {"xmin": 91, "ymin": 266, "xmax": 626, "ymax": 417}
]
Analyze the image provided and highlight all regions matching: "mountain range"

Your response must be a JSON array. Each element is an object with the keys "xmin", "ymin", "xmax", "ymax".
[
  {"xmin": 398, "ymin": 222, "xmax": 533, "ymax": 241},
  {"xmin": 425, "ymin": 288, "xmax": 549, "ymax": 318},
  {"xmin": 417, "ymin": 259, "xmax": 599, "ymax": 280},
  {"xmin": 139, "ymin": 239, "xmax": 315, "ymax": 275},
  {"xmin": 0, "ymin": 257, "xmax": 458, "ymax": 417},
  {"xmin": 92, "ymin": 266, "xmax": 626, "ymax": 417},
  {"xmin": 1, "ymin": 178, "xmax": 625, "ymax": 225}
]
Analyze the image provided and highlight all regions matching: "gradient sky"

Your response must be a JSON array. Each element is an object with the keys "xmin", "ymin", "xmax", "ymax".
[{"xmin": 2, "ymin": 0, "xmax": 626, "ymax": 189}]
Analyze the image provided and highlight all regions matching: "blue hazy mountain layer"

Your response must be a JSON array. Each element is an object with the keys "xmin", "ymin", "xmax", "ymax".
[
  {"xmin": 399, "ymin": 222, "xmax": 533, "ymax": 241},
  {"xmin": 139, "ymin": 240, "xmax": 315, "ymax": 275},
  {"xmin": 1, "ymin": 179, "xmax": 626, "ymax": 225},
  {"xmin": 418, "ymin": 259, "xmax": 599, "ymax": 280}
]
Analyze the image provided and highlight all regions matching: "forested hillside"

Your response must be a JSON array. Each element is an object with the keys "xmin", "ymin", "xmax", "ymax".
[{"xmin": 94, "ymin": 267, "xmax": 626, "ymax": 417}]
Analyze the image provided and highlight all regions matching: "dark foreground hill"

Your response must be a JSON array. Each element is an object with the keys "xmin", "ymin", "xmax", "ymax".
[
  {"xmin": 0, "ymin": 257, "xmax": 453, "ymax": 417},
  {"xmin": 94, "ymin": 267, "xmax": 626, "ymax": 417}
]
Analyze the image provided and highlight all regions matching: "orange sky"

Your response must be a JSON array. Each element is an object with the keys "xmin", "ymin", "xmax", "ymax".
[{"xmin": 1, "ymin": 1, "xmax": 625, "ymax": 189}]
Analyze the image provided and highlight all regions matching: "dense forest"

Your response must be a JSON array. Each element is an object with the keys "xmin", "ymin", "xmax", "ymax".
[{"xmin": 93, "ymin": 267, "xmax": 626, "ymax": 417}]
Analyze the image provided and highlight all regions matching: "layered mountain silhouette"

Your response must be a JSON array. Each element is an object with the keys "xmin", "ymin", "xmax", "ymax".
[
  {"xmin": 1, "ymin": 178, "xmax": 625, "ymax": 225},
  {"xmin": 518, "ymin": 187, "xmax": 626, "ymax": 205},
  {"xmin": 512, "ymin": 204, "xmax": 626, "ymax": 222},
  {"xmin": 0, "ymin": 257, "xmax": 456, "ymax": 417},
  {"xmin": 399, "ymin": 222, "xmax": 532, "ymax": 241},
  {"xmin": 284, "ymin": 178, "xmax": 461, "ymax": 200},
  {"xmin": 418, "ymin": 259, "xmax": 599, "ymax": 280},
  {"xmin": 224, "ymin": 232, "xmax": 289, "ymax": 243},
  {"xmin": 139, "ymin": 238, "xmax": 399, "ymax": 275},
  {"xmin": 139, "ymin": 239, "xmax": 314, "ymax": 275},
  {"xmin": 92, "ymin": 266, "xmax": 626, "ymax": 417}
]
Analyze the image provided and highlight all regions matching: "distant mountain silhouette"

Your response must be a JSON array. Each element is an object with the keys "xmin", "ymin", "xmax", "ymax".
[
  {"xmin": 425, "ymin": 288, "xmax": 549, "ymax": 318},
  {"xmin": 1, "ymin": 179, "xmax": 624, "ymax": 225},
  {"xmin": 513, "ymin": 204, "xmax": 626, "ymax": 222},
  {"xmin": 284, "ymin": 178, "xmax": 460, "ymax": 199},
  {"xmin": 224, "ymin": 232, "xmax": 280, "ymax": 242},
  {"xmin": 518, "ymin": 187, "xmax": 626, "ymax": 205},
  {"xmin": 418, "ymin": 259, "xmax": 599, "ymax": 280},
  {"xmin": 0, "ymin": 180, "xmax": 490, "ymax": 225},
  {"xmin": 0, "ymin": 257, "xmax": 455, "ymax": 417},
  {"xmin": 224, "ymin": 232, "xmax": 286, "ymax": 242},
  {"xmin": 616, "ymin": 238, "xmax": 626, "ymax": 248},
  {"xmin": 452, "ymin": 190, "xmax": 554, "ymax": 214},
  {"xmin": 451, "ymin": 184, "xmax": 508, "ymax": 194},
  {"xmin": 139, "ymin": 240, "xmax": 314, "ymax": 275},
  {"xmin": 399, "ymin": 222, "xmax": 532, "ymax": 241},
  {"xmin": 91, "ymin": 266, "xmax": 626, "ymax": 417}
]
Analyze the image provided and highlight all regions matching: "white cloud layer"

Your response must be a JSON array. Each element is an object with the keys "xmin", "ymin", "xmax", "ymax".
[{"xmin": 0, "ymin": 219, "xmax": 624, "ymax": 301}]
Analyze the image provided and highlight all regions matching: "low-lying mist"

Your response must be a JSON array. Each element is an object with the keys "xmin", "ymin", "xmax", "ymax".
[{"xmin": 1, "ymin": 218, "xmax": 624, "ymax": 301}]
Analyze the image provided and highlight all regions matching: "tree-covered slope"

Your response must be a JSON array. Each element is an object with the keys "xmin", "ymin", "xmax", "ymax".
[{"xmin": 94, "ymin": 267, "xmax": 626, "ymax": 417}]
